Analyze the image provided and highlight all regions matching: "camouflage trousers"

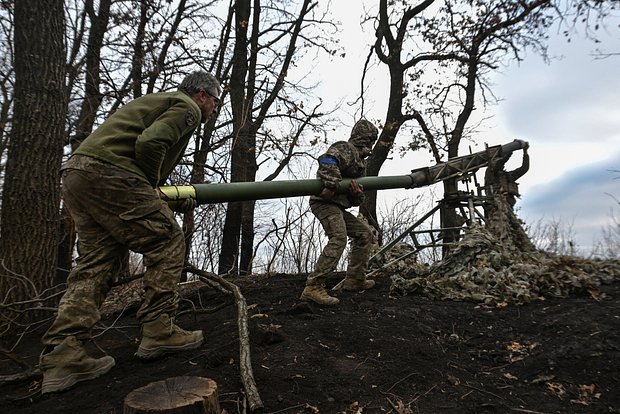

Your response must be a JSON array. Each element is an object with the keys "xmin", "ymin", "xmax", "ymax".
[
  {"xmin": 42, "ymin": 156, "xmax": 185, "ymax": 346},
  {"xmin": 306, "ymin": 200, "xmax": 373, "ymax": 287}
]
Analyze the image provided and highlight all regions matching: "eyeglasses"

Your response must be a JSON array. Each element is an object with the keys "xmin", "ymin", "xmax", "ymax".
[{"xmin": 202, "ymin": 89, "xmax": 220, "ymax": 108}]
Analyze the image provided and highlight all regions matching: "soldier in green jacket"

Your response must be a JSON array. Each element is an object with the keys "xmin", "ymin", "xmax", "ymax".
[
  {"xmin": 39, "ymin": 70, "xmax": 222, "ymax": 394},
  {"xmin": 300, "ymin": 120, "xmax": 379, "ymax": 306}
]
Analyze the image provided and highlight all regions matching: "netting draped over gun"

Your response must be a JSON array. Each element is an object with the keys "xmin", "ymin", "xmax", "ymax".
[{"xmin": 159, "ymin": 139, "xmax": 529, "ymax": 206}]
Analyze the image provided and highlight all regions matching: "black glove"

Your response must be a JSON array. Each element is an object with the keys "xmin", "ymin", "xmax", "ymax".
[{"xmin": 172, "ymin": 198, "xmax": 197, "ymax": 213}]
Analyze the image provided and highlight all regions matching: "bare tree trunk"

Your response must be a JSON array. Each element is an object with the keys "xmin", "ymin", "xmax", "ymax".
[
  {"xmin": 360, "ymin": 0, "xmax": 435, "ymax": 239},
  {"xmin": 131, "ymin": 0, "xmax": 148, "ymax": 99},
  {"xmin": 72, "ymin": 0, "xmax": 112, "ymax": 147},
  {"xmin": 239, "ymin": 200, "xmax": 256, "ymax": 273},
  {"xmin": 361, "ymin": 92, "xmax": 406, "ymax": 243},
  {"xmin": 218, "ymin": 126, "xmax": 257, "ymax": 275},
  {"xmin": 57, "ymin": 0, "xmax": 112, "ymax": 284},
  {"xmin": 218, "ymin": 0, "xmax": 252, "ymax": 275},
  {"xmin": 0, "ymin": 0, "xmax": 66, "ymax": 325},
  {"xmin": 440, "ymin": 178, "xmax": 459, "ymax": 256},
  {"xmin": 218, "ymin": 0, "xmax": 314, "ymax": 275},
  {"xmin": 0, "ymin": 69, "xmax": 13, "ymax": 181}
]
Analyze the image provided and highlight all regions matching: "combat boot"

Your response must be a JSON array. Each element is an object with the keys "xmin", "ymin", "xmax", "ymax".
[
  {"xmin": 40, "ymin": 336, "xmax": 115, "ymax": 394},
  {"xmin": 136, "ymin": 314, "xmax": 203, "ymax": 359},
  {"xmin": 300, "ymin": 285, "xmax": 340, "ymax": 306},
  {"xmin": 342, "ymin": 278, "xmax": 376, "ymax": 291}
]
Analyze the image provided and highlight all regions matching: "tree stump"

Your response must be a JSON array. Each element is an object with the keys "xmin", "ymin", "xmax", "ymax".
[{"xmin": 123, "ymin": 376, "xmax": 221, "ymax": 414}]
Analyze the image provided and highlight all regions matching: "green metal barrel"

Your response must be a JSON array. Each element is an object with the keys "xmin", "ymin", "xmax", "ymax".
[{"xmin": 160, "ymin": 139, "xmax": 527, "ymax": 205}]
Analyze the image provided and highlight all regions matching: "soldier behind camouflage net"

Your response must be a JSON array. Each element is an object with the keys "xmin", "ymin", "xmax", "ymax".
[
  {"xmin": 39, "ymin": 70, "xmax": 222, "ymax": 394},
  {"xmin": 484, "ymin": 142, "xmax": 530, "ymax": 210},
  {"xmin": 299, "ymin": 119, "xmax": 379, "ymax": 306}
]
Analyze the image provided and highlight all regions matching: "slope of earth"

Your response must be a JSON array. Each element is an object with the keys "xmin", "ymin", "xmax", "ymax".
[{"xmin": 2, "ymin": 273, "xmax": 619, "ymax": 414}]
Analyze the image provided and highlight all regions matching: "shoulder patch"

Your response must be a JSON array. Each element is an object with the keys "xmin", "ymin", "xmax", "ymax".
[{"xmin": 185, "ymin": 110, "xmax": 197, "ymax": 126}]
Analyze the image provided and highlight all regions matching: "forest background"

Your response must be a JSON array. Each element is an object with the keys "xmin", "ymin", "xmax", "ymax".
[
  {"xmin": 327, "ymin": 1, "xmax": 620, "ymax": 254},
  {"xmin": 0, "ymin": 0, "xmax": 619, "ymax": 344}
]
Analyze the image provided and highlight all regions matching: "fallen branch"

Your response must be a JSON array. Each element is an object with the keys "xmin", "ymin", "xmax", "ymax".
[
  {"xmin": 331, "ymin": 278, "xmax": 346, "ymax": 291},
  {"xmin": 411, "ymin": 384, "xmax": 436, "ymax": 403},
  {"xmin": 186, "ymin": 265, "xmax": 263, "ymax": 412},
  {"xmin": 463, "ymin": 383, "xmax": 505, "ymax": 400},
  {"xmin": 0, "ymin": 367, "xmax": 40, "ymax": 386},
  {"xmin": 506, "ymin": 407, "xmax": 547, "ymax": 414},
  {"xmin": 382, "ymin": 372, "xmax": 418, "ymax": 394}
]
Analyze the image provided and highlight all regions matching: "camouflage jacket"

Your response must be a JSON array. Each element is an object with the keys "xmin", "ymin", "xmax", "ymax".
[
  {"xmin": 73, "ymin": 90, "xmax": 201, "ymax": 187},
  {"xmin": 485, "ymin": 151, "xmax": 529, "ymax": 197},
  {"xmin": 310, "ymin": 140, "xmax": 367, "ymax": 209}
]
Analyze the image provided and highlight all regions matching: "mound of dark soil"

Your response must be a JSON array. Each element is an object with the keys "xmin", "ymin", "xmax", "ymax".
[{"xmin": 2, "ymin": 273, "xmax": 619, "ymax": 414}]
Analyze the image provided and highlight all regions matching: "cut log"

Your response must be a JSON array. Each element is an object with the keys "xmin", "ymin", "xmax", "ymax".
[{"xmin": 123, "ymin": 376, "xmax": 221, "ymax": 414}]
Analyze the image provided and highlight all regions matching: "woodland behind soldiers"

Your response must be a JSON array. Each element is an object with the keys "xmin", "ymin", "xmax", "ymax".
[{"xmin": 0, "ymin": 1, "xmax": 619, "ymax": 413}]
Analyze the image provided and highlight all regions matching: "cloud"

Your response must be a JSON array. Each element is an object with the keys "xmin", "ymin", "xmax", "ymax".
[
  {"xmin": 495, "ymin": 37, "xmax": 620, "ymax": 144},
  {"xmin": 488, "ymin": 21, "xmax": 620, "ymax": 253},
  {"xmin": 519, "ymin": 151, "xmax": 620, "ymax": 250}
]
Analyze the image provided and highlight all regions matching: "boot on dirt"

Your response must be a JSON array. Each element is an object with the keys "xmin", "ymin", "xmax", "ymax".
[
  {"xmin": 300, "ymin": 285, "xmax": 340, "ymax": 306},
  {"xmin": 136, "ymin": 314, "xmax": 203, "ymax": 359},
  {"xmin": 342, "ymin": 278, "xmax": 376, "ymax": 291},
  {"xmin": 40, "ymin": 336, "xmax": 115, "ymax": 394}
]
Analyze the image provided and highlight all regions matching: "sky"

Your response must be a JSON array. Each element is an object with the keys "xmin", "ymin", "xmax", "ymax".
[
  {"xmin": 315, "ymin": 1, "xmax": 620, "ymax": 255},
  {"xmin": 491, "ymin": 28, "xmax": 620, "ymax": 253}
]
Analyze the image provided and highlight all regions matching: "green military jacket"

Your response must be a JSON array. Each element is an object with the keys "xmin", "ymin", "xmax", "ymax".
[{"xmin": 74, "ymin": 90, "xmax": 201, "ymax": 186}]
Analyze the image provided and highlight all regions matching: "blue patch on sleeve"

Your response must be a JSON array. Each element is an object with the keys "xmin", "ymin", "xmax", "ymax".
[{"xmin": 319, "ymin": 156, "xmax": 339, "ymax": 165}]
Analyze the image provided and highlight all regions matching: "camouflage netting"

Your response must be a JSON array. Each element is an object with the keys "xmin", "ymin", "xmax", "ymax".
[{"xmin": 376, "ymin": 195, "xmax": 620, "ymax": 304}]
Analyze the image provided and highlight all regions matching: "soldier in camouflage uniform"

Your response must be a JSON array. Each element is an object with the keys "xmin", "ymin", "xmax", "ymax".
[
  {"xmin": 300, "ymin": 120, "xmax": 379, "ymax": 306},
  {"xmin": 39, "ymin": 71, "xmax": 222, "ymax": 394},
  {"xmin": 485, "ymin": 142, "xmax": 530, "ymax": 210}
]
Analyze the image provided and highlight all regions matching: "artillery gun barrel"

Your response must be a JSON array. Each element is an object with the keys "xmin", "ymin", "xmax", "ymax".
[{"xmin": 160, "ymin": 139, "xmax": 527, "ymax": 205}]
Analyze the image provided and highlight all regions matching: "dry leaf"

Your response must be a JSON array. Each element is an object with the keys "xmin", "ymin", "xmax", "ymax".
[
  {"xmin": 304, "ymin": 402, "xmax": 320, "ymax": 413},
  {"xmin": 347, "ymin": 401, "xmax": 363, "ymax": 413},
  {"xmin": 546, "ymin": 382, "xmax": 566, "ymax": 398}
]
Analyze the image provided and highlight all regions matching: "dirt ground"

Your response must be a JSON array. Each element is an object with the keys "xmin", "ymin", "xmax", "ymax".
[{"xmin": 1, "ymin": 272, "xmax": 619, "ymax": 414}]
